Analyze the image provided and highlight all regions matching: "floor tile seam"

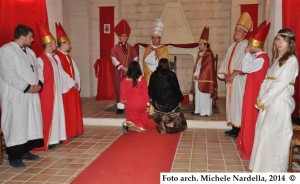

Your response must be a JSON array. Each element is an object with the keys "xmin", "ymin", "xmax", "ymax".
[
  {"xmin": 218, "ymin": 132, "xmax": 227, "ymax": 172},
  {"xmin": 36, "ymin": 159, "xmax": 79, "ymax": 180},
  {"xmin": 205, "ymin": 130, "xmax": 209, "ymax": 171},
  {"xmin": 0, "ymin": 172, "xmax": 25, "ymax": 183},
  {"xmin": 231, "ymin": 137, "xmax": 247, "ymax": 172},
  {"xmin": 69, "ymin": 132, "xmax": 122, "ymax": 162},
  {"xmin": 43, "ymin": 162, "xmax": 73, "ymax": 183},
  {"xmin": 54, "ymin": 168, "xmax": 84, "ymax": 184},
  {"xmin": 7, "ymin": 168, "xmax": 54, "ymax": 183},
  {"xmin": 171, "ymin": 132, "xmax": 183, "ymax": 171},
  {"xmin": 188, "ymin": 129, "xmax": 196, "ymax": 172}
]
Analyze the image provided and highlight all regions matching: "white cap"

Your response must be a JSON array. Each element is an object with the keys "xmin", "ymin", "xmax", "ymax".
[{"xmin": 152, "ymin": 18, "xmax": 164, "ymax": 37}]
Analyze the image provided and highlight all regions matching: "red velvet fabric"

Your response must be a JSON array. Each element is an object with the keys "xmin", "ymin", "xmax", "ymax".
[
  {"xmin": 241, "ymin": 4, "xmax": 258, "ymax": 39},
  {"xmin": 95, "ymin": 7, "xmax": 115, "ymax": 100},
  {"xmin": 0, "ymin": 0, "xmax": 48, "ymax": 55},
  {"xmin": 94, "ymin": 58, "xmax": 115, "ymax": 100},
  {"xmin": 282, "ymin": 0, "xmax": 300, "ymax": 117}
]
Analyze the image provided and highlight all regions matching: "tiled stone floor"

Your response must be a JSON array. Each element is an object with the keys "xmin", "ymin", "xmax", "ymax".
[{"xmin": 0, "ymin": 97, "xmax": 251, "ymax": 184}]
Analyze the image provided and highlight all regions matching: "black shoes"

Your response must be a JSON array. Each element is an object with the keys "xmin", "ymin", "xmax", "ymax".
[
  {"xmin": 9, "ymin": 152, "xmax": 39, "ymax": 168},
  {"xmin": 225, "ymin": 127, "xmax": 240, "ymax": 138},
  {"xmin": 21, "ymin": 152, "xmax": 39, "ymax": 160},
  {"xmin": 191, "ymin": 112, "xmax": 210, "ymax": 116},
  {"xmin": 116, "ymin": 109, "xmax": 124, "ymax": 114},
  {"xmin": 122, "ymin": 125, "xmax": 129, "ymax": 133},
  {"xmin": 9, "ymin": 159, "xmax": 25, "ymax": 168},
  {"xmin": 48, "ymin": 144, "xmax": 57, "ymax": 149},
  {"xmin": 225, "ymin": 129, "xmax": 233, "ymax": 135}
]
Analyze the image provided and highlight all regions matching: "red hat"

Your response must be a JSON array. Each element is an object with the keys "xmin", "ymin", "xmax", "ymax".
[
  {"xmin": 249, "ymin": 20, "xmax": 271, "ymax": 49},
  {"xmin": 55, "ymin": 22, "xmax": 70, "ymax": 43},
  {"xmin": 114, "ymin": 19, "xmax": 131, "ymax": 36},
  {"xmin": 199, "ymin": 26, "xmax": 209, "ymax": 43},
  {"xmin": 36, "ymin": 23, "xmax": 55, "ymax": 45}
]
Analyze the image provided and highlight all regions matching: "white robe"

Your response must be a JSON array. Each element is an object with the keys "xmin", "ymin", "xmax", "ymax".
[
  {"xmin": 53, "ymin": 50, "xmax": 80, "ymax": 93},
  {"xmin": 218, "ymin": 40, "xmax": 247, "ymax": 126},
  {"xmin": 193, "ymin": 56, "xmax": 212, "ymax": 116},
  {"xmin": 242, "ymin": 52, "xmax": 264, "ymax": 73},
  {"xmin": 37, "ymin": 54, "xmax": 67, "ymax": 145},
  {"xmin": 0, "ymin": 42, "xmax": 43, "ymax": 147},
  {"xmin": 144, "ymin": 45, "xmax": 160, "ymax": 72},
  {"xmin": 249, "ymin": 55, "xmax": 298, "ymax": 172}
]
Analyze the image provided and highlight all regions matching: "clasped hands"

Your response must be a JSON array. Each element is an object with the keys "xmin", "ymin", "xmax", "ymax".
[
  {"xmin": 225, "ymin": 71, "xmax": 242, "ymax": 83},
  {"xmin": 121, "ymin": 66, "xmax": 128, "ymax": 73},
  {"xmin": 28, "ymin": 84, "xmax": 42, "ymax": 93}
]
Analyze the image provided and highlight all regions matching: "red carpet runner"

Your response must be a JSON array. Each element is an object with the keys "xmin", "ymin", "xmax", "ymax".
[{"xmin": 71, "ymin": 127, "xmax": 180, "ymax": 184}]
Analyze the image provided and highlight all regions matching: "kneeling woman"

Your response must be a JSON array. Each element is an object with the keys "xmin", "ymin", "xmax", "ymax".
[
  {"xmin": 148, "ymin": 58, "xmax": 187, "ymax": 134},
  {"xmin": 120, "ymin": 61, "xmax": 150, "ymax": 132}
]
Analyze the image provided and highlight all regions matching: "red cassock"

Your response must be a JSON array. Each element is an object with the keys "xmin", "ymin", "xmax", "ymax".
[
  {"xmin": 55, "ymin": 51, "xmax": 84, "ymax": 138},
  {"xmin": 120, "ymin": 77, "xmax": 149, "ymax": 128},
  {"xmin": 111, "ymin": 44, "xmax": 138, "ymax": 103},
  {"xmin": 36, "ymin": 54, "xmax": 55, "ymax": 150},
  {"xmin": 237, "ymin": 53, "xmax": 269, "ymax": 159}
]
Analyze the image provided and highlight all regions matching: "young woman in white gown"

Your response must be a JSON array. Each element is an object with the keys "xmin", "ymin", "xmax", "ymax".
[{"xmin": 249, "ymin": 28, "xmax": 298, "ymax": 172}]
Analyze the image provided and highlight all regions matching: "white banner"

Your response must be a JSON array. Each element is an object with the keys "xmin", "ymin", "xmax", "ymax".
[{"xmin": 161, "ymin": 173, "xmax": 300, "ymax": 184}]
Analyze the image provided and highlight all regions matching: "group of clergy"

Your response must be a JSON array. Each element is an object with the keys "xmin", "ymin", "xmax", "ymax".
[
  {"xmin": 218, "ymin": 12, "xmax": 298, "ymax": 172},
  {"xmin": 0, "ymin": 23, "xmax": 83, "ymax": 168}
]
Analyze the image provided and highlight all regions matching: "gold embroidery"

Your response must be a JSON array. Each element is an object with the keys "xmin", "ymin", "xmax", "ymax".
[
  {"xmin": 198, "ymin": 80, "xmax": 214, "ymax": 83},
  {"xmin": 256, "ymin": 100, "xmax": 265, "ymax": 112},
  {"xmin": 267, "ymin": 77, "xmax": 276, "ymax": 80},
  {"xmin": 267, "ymin": 77, "xmax": 294, "ymax": 85}
]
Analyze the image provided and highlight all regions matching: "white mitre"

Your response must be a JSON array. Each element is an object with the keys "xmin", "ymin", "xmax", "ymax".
[{"xmin": 152, "ymin": 18, "xmax": 164, "ymax": 37}]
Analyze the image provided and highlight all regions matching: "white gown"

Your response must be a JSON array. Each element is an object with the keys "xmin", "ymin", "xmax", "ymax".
[
  {"xmin": 218, "ymin": 40, "xmax": 248, "ymax": 126},
  {"xmin": 0, "ymin": 42, "xmax": 43, "ymax": 147},
  {"xmin": 193, "ymin": 56, "xmax": 212, "ymax": 116},
  {"xmin": 249, "ymin": 55, "xmax": 299, "ymax": 172}
]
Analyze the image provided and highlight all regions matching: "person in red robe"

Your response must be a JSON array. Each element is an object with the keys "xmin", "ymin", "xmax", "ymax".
[
  {"xmin": 237, "ymin": 21, "xmax": 271, "ymax": 160},
  {"xmin": 111, "ymin": 19, "xmax": 138, "ymax": 114},
  {"xmin": 36, "ymin": 24, "xmax": 67, "ymax": 150},
  {"xmin": 120, "ymin": 61, "xmax": 150, "ymax": 132},
  {"xmin": 191, "ymin": 26, "xmax": 217, "ymax": 116},
  {"xmin": 54, "ymin": 22, "xmax": 84, "ymax": 138}
]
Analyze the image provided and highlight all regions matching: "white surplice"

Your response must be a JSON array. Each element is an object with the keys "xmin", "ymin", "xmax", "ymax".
[
  {"xmin": 218, "ymin": 40, "xmax": 248, "ymax": 126},
  {"xmin": 0, "ymin": 42, "xmax": 43, "ymax": 147},
  {"xmin": 193, "ymin": 56, "xmax": 212, "ymax": 116},
  {"xmin": 249, "ymin": 55, "xmax": 299, "ymax": 172},
  {"xmin": 242, "ymin": 52, "xmax": 265, "ymax": 73},
  {"xmin": 53, "ymin": 50, "xmax": 79, "ymax": 93},
  {"xmin": 144, "ymin": 45, "xmax": 160, "ymax": 72},
  {"xmin": 37, "ymin": 54, "xmax": 67, "ymax": 145}
]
